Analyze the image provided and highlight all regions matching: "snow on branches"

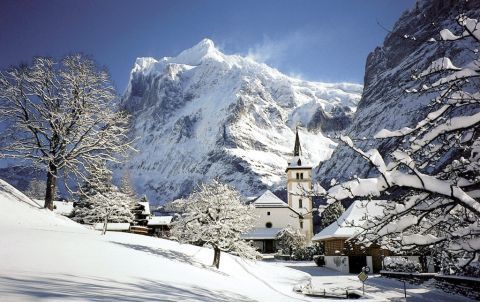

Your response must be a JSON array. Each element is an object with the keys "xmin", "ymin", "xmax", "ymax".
[
  {"xmin": 71, "ymin": 162, "xmax": 134, "ymax": 235},
  {"xmin": 0, "ymin": 55, "xmax": 135, "ymax": 210},
  {"xmin": 323, "ymin": 14, "xmax": 480, "ymax": 273},
  {"xmin": 171, "ymin": 179, "xmax": 258, "ymax": 268}
]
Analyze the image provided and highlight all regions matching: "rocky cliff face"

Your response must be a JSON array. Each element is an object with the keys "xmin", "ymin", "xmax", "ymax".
[
  {"xmin": 316, "ymin": 0, "xmax": 480, "ymax": 185},
  {"xmin": 120, "ymin": 39, "xmax": 362, "ymax": 204}
]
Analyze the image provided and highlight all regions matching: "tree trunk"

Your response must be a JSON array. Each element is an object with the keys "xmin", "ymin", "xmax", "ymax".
[
  {"xmin": 102, "ymin": 213, "xmax": 109, "ymax": 235},
  {"xmin": 212, "ymin": 246, "xmax": 221, "ymax": 269},
  {"xmin": 44, "ymin": 163, "xmax": 57, "ymax": 210}
]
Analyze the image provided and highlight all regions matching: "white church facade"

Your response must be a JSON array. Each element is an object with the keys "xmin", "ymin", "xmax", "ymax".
[{"xmin": 243, "ymin": 129, "xmax": 314, "ymax": 253}]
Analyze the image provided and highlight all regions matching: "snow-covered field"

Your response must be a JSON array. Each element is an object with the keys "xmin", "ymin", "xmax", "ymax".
[
  {"xmin": 0, "ymin": 178, "xmax": 475, "ymax": 301},
  {"xmin": 0, "ymin": 179, "xmax": 311, "ymax": 302}
]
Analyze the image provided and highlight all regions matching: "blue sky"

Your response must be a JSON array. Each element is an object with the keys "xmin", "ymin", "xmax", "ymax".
[{"xmin": 0, "ymin": 0, "xmax": 415, "ymax": 92}]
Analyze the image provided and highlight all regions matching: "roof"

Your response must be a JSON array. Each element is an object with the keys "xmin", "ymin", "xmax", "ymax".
[
  {"xmin": 138, "ymin": 201, "xmax": 151, "ymax": 215},
  {"xmin": 93, "ymin": 223, "xmax": 130, "ymax": 231},
  {"xmin": 253, "ymin": 190, "xmax": 288, "ymax": 208},
  {"xmin": 286, "ymin": 156, "xmax": 312, "ymax": 170},
  {"xmin": 312, "ymin": 200, "xmax": 385, "ymax": 241},
  {"xmin": 241, "ymin": 228, "xmax": 283, "ymax": 240},
  {"xmin": 148, "ymin": 216, "xmax": 173, "ymax": 226}
]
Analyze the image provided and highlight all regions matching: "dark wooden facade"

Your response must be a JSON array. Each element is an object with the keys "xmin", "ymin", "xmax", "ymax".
[{"xmin": 323, "ymin": 238, "xmax": 391, "ymax": 273}]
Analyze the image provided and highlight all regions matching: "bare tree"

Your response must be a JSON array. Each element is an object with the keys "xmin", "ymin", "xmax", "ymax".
[{"xmin": 0, "ymin": 55, "xmax": 134, "ymax": 210}]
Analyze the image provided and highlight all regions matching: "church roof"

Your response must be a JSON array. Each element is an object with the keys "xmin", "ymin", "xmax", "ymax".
[
  {"xmin": 253, "ymin": 190, "xmax": 288, "ymax": 208},
  {"xmin": 241, "ymin": 228, "xmax": 283, "ymax": 240},
  {"xmin": 312, "ymin": 200, "xmax": 385, "ymax": 241}
]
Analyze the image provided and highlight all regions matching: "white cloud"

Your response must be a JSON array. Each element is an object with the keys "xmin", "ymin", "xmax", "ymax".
[{"xmin": 245, "ymin": 31, "xmax": 319, "ymax": 66}]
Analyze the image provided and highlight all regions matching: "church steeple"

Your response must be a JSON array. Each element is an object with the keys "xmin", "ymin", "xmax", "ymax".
[{"xmin": 293, "ymin": 127, "xmax": 302, "ymax": 157}]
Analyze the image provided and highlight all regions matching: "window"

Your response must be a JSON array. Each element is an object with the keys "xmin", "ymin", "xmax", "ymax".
[
  {"xmin": 299, "ymin": 199, "xmax": 303, "ymax": 208},
  {"xmin": 267, "ymin": 211, "xmax": 270, "ymax": 216},
  {"xmin": 300, "ymin": 221, "xmax": 303, "ymax": 229},
  {"xmin": 297, "ymin": 159, "xmax": 302, "ymax": 166},
  {"xmin": 300, "ymin": 173, "xmax": 304, "ymax": 179},
  {"xmin": 266, "ymin": 222, "xmax": 272, "ymax": 228},
  {"xmin": 296, "ymin": 173, "xmax": 299, "ymax": 179}
]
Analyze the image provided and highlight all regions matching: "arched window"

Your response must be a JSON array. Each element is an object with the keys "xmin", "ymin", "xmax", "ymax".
[
  {"xmin": 299, "ymin": 199, "xmax": 303, "ymax": 208},
  {"xmin": 297, "ymin": 159, "xmax": 302, "ymax": 166},
  {"xmin": 266, "ymin": 222, "xmax": 272, "ymax": 228},
  {"xmin": 296, "ymin": 173, "xmax": 299, "ymax": 179},
  {"xmin": 300, "ymin": 173, "xmax": 304, "ymax": 179},
  {"xmin": 300, "ymin": 221, "xmax": 304, "ymax": 229}
]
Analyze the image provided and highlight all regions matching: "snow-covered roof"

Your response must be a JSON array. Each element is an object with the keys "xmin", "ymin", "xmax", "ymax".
[
  {"xmin": 93, "ymin": 223, "xmax": 131, "ymax": 231},
  {"xmin": 286, "ymin": 156, "xmax": 312, "ymax": 169},
  {"xmin": 138, "ymin": 201, "xmax": 151, "ymax": 215},
  {"xmin": 148, "ymin": 216, "xmax": 173, "ymax": 226},
  {"xmin": 242, "ymin": 228, "xmax": 283, "ymax": 240},
  {"xmin": 253, "ymin": 190, "xmax": 288, "ymax": 208},
  {"xmin": 312, "ymin": 200, "xmax": 385, "ymax": 241}
]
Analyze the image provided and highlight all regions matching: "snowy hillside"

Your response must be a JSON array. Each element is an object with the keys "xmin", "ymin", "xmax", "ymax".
[
  {"xmin": 0, "ymin": 178, "xmax": 314, "ymax": 301},
  {"xmin": 121, "ymin": 39, "xmax": 362, "ymax": 204}
]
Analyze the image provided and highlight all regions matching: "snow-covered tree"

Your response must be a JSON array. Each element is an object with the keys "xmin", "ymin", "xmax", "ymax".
[
  {"xmin": 0, "ymin": 55, "xmax": 134, "ymax": 210},
  {"xmin": 320, "ymin": 14, "xmax": 480, "ymax": 274},
  {"xmin": 319, "ymin": 201, "xmax": 345, "ymax": 230},
  {"xmin": 72, "ymin": 163, "xmax": 133, "ymax": 235},
  {"xmin": 276, "ymin": 225, "xmax": 306, "ymax": 257},
  {"xmin": 120, "ymin": 171, "xmax": 137, "ymax": 198},
  {"xmin": 171, "ymin": 180, "xmax": 258, "ymax": 268}
]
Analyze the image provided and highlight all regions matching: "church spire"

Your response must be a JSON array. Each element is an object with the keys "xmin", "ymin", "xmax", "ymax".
[{"xmin": 293, "ymin": 127, "xmax": 302, "ymax": 157}]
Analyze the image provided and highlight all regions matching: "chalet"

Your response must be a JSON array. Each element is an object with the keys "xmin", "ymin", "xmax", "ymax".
[
  {"xmin": 148, "ymin": 215, "xmax": 174, "ymax": 237},
  {"xmin": 312, "ymin": 200, "xmax": 388, "ymax": 273}
]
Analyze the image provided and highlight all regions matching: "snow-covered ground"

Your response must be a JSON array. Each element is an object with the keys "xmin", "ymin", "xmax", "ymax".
[
  {"xmin": 0, "ymin": 178, "xmax": 474, "ymax": 301},
  {"xmin": 0, "ymin": 179, "xmax": 310, "ymax": 302},
  {"xmin": 270, "ymin": 261, "xmax": 474, "ymax": 302}
]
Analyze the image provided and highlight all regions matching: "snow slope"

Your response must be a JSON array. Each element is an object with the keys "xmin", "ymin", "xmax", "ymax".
[
  {"xmin": 121, "ymin": 39, "xmax": 362, "ymax": 204},
  {"xmin": 0, "ymin": 178, "xmax": 312, "ymax": 302}
]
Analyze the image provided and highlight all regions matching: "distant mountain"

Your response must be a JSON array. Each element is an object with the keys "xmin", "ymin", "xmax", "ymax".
[
  {"xmin": 121, "ymin": 39, "xmax": 362, "ymax": 204},
  {"xmin": 316, "ymin": 0, "xmax": 480, "ymax": 186}
]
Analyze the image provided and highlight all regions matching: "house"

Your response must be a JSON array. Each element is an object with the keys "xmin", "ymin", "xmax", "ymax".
[
  {"xmin": 312, "ymin": 200, "xmax": 388, "ymax": 273},
  {"xmin": 242, "ymin": 129, "xmax": 314, "ymax": 253},
  {"xmin": 242, "ymin": 190, "xmax": 301, "ymax": 253},
  {"xmin": 132, "ymin": 199, "xmax": 151, "ymax": 226},
  {"xmin": 147, "ymin": 215, "xmax": 174, "ymax": 237}
]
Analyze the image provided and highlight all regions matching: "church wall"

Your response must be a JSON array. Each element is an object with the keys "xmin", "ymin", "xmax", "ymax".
[{"xmin": 253, "ymin": 207, "xmax": 300, "ymax": 230}]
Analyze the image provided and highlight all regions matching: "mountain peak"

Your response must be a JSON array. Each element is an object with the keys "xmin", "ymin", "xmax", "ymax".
[{"xmin": 173, "ymin": 38, "xmax": 224, "ymax": 65}]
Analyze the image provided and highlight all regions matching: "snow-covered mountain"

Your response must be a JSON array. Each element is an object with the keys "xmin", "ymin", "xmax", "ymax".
[
  {"xmin": 121, "ymin": 39, "xmax": 362, "ymax": 204},
  {"xmin": 316, "ymin": 0, "xmax": 480, "ymax": 185}
]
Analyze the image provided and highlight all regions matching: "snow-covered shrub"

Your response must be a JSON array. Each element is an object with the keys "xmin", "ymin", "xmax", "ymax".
[
  {"xmin": 383, "ymin": 257, "xmax": 421, "ymax": 273},
  {"xmin": 276, "ymin": 225, "xmax": 306, "ymax": 257},
  {"xmin": 292, "ymin": 243, "xmax": 324, "ymax": 261}
]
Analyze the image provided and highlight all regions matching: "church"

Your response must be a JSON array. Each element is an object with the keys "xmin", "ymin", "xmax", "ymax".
[{"xmin": 242, "ymin": 129, "xmax": 314, "ymax": 253}]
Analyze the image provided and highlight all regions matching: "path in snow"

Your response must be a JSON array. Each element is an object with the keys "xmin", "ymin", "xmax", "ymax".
[{"xmin": 269, "ymin": 261, "xmax": 474, "ymax": 302}]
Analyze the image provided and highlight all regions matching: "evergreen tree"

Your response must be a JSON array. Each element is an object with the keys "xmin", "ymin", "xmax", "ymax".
[{"xmin": 319, "ymin": 201, "xmax": 345, "ymax": 230}]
